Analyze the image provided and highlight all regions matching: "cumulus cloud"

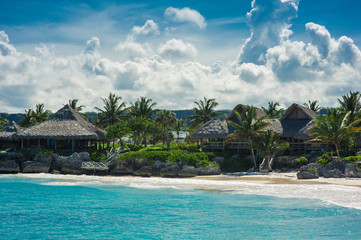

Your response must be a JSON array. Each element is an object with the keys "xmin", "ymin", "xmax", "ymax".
[
  {"xmin": 130, "ymin": 20, "xmax": 159, "ymax": 37},
  {"xmin": 158, "ymin": 39, "xmax": 197, "ymax": 60},
  {"xmin": 165, "ymin": 7, "xmax": 207, "ymax": 30},
  {"xmin": 114, "ymin": 41, "xmax": 151, "ymax": 59},
  {"xmin": 84, "ymin": 37, "xmax": 100, "ymax": 54},
  {"xmin": 0, "ymin": 31, "xmax": 17, "ymax": 56},
  {"xmin": 239, "ymin": 0, "xmax": 299, "ymax": 63}
]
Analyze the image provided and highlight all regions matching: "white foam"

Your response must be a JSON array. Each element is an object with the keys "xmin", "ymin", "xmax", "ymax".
[{"xmin": 5, "ymin": 173, "xmax": 361, "ymax": 210}]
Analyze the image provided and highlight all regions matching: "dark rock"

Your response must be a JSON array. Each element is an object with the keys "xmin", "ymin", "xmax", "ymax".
[
  {"xmin": 297, "ymin": 170, "xmax": 319, "ymax": 179},
  {"xmin": 322, "ymin": 165, "xmax": 344, "ymax": 178},
  {"xmin": 34, "ymin": 154, "xmax": 53, "ymax": 164},
  {"xmin": 110, "ymin": 161, "xmax": 134, "ymax": 175},
  {"xmin": 213, "ymin": 157, "xmax": 224, "ymax": 166},
  {"xmin": 160, "ymin": 164, "xmax": 180, "ymax": 177},
  {"xmin": 300, "ymin": 163, "xmax": 324, "ymax": 176},
  {"xmin": 0, "ymin": 160, "xmax": 20, "ymax": 173},
  {"xmin": 60, "ymin": 152, "xmax": 85, "ymax": 174},
  {"xmin": 151, "ymin": 160, "xmax": 166, "ymax": 176},
  {"xmin": 178, "ymin": 166, "xmax": 197, "ymax": 177},
  {"xmin": 134, "ymin": 166, "xmax": 153, "ymax": 177},
  {"xmin": 196, "ymin": 166, "xmax": 221, "ymax": 175},
  {"xmin": 22, "ymin": 161, "xmax": 50, "ymax": 173},
  {"xmin": 344, "ymin": 164, "xmax": 361, "ymax": 178},
  {"xmin": 0, "ymin": 152, "xmax": 24, "ymax": 161}
]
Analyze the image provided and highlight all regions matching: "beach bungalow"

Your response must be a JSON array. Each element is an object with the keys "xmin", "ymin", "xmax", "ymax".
[
  {"xmin": 0, "ymin": 121, "xmax": 22, "ymax": 150},
  {"xmin": 16, "ymin": 104, "xmax": 107, "ymax": 151},
  {"xmin": 190, "ymin": 118, "xmax": 228, "ymax": 151}
]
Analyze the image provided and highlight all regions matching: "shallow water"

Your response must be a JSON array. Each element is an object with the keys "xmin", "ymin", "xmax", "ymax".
[{"xmin": 1, "ymin": 176, "xmax": 361, "ymax": 239}]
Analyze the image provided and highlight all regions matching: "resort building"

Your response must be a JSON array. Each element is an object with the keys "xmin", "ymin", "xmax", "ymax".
[
  {"xmin": 191, "ymin": 103, "xmax": 328, "ymax": 153},
  {"xmin": 0, "ymin": 121, "xmax": 22, "ymax": 150},
  {"xmin": 15, "ymin": 104, "xmax": 107, "ymax": 151}
]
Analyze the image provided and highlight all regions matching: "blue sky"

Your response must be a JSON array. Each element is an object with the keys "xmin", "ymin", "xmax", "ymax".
[{"xmin": 1, "ymin": 0, "xmax": 361, "ymax": 113}]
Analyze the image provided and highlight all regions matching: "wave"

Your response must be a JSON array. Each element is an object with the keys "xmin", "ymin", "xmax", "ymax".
[{"xmin": 4, "ymin": 173, "xmax": 361, "ymax": 210}]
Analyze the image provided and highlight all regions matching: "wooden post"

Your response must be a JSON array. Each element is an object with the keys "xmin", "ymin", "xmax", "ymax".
[
  {"xmin": 54, "ymin": 140, "xmax": 57, "ymax": 150},
  {"xmin": 21, "ymin": 140, "xmax": 23, "ymax": 150},
  {"xmin": 89, "ymin": 140, "xmax": 92, "ymax": 150},
  {"xmin": 72, "ymin": 140, "xmax": 75, "ymax": 152},
  {"xmin": 38, "ymin": 139, "xmax": 40, "ymax": 150}
]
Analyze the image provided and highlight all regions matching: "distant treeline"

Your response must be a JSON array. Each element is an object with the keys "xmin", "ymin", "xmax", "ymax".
[{"xmin": 0, "ymin": 109, "xmax": 233, "ymax": 126}]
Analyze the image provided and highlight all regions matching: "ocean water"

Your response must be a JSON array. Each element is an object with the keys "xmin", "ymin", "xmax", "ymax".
[{"xmin": 1, "ymin": 175, "xmax": 361, "ymax": 239}]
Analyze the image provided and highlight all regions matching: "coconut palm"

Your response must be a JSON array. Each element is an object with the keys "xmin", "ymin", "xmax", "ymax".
[
  {"xmin": 261, "ymin": 101, "xmax": 284, "ymax": 119},
  {"xmin": 303, "ymin": 100, "xmax": 322, "ymax": 113},
  {"xmin": 18, "ymin": 109, "xmax": 36, "ymax": 127},
  {"xmin": 94, "ymin": 93, "xmax": 127, "ymax": 128},
  {"xmin": 187, "ymin": 97, "xmax": 226, "ymax": 130},
  {"xmin": 337, "ymin": 91, "xmax": 361, "ymax": 124},
  {"xmin": 252, "ymin": 130, "xmax": 289, "ymax": 171},
  {"xmin": 309, "ymin": 108, "xmax": 361, "ymax": 159},
  {"xmin": 129, "ymin": 97, "xmax": 157, "ymax": 120},
  {"xmin": 0, "ymin": 116, "xmax": 8, "ymax": 131},
  {"xmin": 155, "ymin": 110, "xmax": 177, "ymax": 148},
  {"xmin": 173, "ymin": 119, "xmax": 189, "ymax": 142},
  {"xmin": 33, "ymin": 103, "xmax": 50, "ymax": 123},
  {"xmin": 69, "ymin": 99, "xmax": 88, "ymax": 119},
  {"xmin": 228, "ymin": 105, "xmax": 270, "ymax": 169}
]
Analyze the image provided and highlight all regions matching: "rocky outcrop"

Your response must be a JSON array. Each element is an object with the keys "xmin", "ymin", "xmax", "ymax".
[
  {"xmin": 160, "ymin": 164, "xmax": 180, "ymax": 177},
  {"xmin": 297, "ymin": 160, "xmax": 361, "ymax": 179},
  {"xmin": 134, "ymin": 166, "xmax": 153, "ymax": 177},
  {"xmin": 61, "ymin": 152, "xmax": 90, "ymax": 174},
  {"xmin": 0, "ymin": 160, "xmax": 20, "ymax": 173},
  {"xmin": 22, "ymin": 161, "xmax": 50, "ymax": 173},
  {"xmin": 178, "ymin": 166, "xmax": 197, "ymax": 177},
  {"xmin": 196, "ymin": 166, "xmax": 221, "ymax": 175}
]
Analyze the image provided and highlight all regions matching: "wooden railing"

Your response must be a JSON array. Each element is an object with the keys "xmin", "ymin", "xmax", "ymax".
[{"xmin": 81, "ymin": 161, "xmax": 109, "ymax": 170}]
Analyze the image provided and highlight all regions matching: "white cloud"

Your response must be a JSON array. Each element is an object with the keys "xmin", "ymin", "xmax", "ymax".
[
  {"xmin": 130, "ymin": 20, "xmax": 160, "ymax": 37},
  {"xmin": 114, "ymin": 41, "xmax": 151, "ymax": 59},
  {"xmin": 164, "ymin": 7, "xmax": 207, "ymax": 30},
  {"xmin": 158, "ymin": 39, "xmax": 197, "ymax": 60},
  {"xmin": 84, "ymin": 37, "xmax": 100, "ymax": 54}
]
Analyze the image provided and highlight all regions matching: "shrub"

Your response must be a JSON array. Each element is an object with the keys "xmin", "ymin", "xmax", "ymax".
[
  {"xmin": 297, "ymin": 157, "xmax": 308, "ymax": 165},
  {"xmin": 316, "ymin": 159, "xmax": 328, "ymax": 165},
  {"xmin": 5, "ymin": 148, "xmax": 15, "ymax": 152},
  {"xmin": 126, "ymin": 144, "xmax": 143, "ymax": 152},
  {"xmin": 341, "ymin": 155, "xmax": 361, "ymax": 162},
  {"xmin": 90, "ymin": 151, "xmax": 107, "ymax": 162}
]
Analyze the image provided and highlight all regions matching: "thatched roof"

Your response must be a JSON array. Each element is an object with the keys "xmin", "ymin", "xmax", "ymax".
[
  {"xmin": 226, "ymin": 104, "xmax": 266, "ymax": 121},
  {"xmin": 0, "ymin": 121, "xmax": 22, "ymax": 140},
  {"xmin": 266, "ymin": 104, "xmax": 317, "ymax": 140},
  {"xmin": 190, "ymin": 118, "xmax": 228, "ymax": 139},
  {"xmin": 16, "ymin": 105, "xmax": 106, "ymax": 140},
  {"xmin": 281, "ymin": 103, "xmax": 317, "ymax": 120}
]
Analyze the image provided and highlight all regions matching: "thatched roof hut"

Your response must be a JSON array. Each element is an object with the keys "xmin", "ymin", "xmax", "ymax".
[
  {"xmin": 0, "ymin": 121, "xmax": 22, "ymax": 140},
  {"xmin": 226, "ymin": 104, "xmax": 266, "ymax": 121},
  {"xmin": 190, "ymin": 118, "xmax": 228, "ymax": 139},
  {"xmin": 266, "ymin": 103, "xmax": 317, "ymax": 140},
  {"xmin": 16, "ymin": 104, "xmax": 106, "ymax": 141}
]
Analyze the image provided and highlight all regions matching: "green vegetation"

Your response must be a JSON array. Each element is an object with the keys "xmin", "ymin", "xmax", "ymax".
[
  {"xmin": 316, "ymin": 153, "xmax": 330, "ymax": 165},
  {"xmin": 297, "ymin": 157, "xmax": 308, "ymax": 165},
  {"xmin": 341, "ymin": 155, "xmax": 361, "ymax": 162},
  {"xmin": 261, "ymin": 101, "xmax": 284, "ymax": 119},
  {"xmin": 90, "ymin": 151, "xmax": 107, "ymax": 162}
]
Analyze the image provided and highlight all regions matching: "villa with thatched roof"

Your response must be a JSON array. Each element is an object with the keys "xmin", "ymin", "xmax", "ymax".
[
  {"xmin": 15, "ymin": 104, "xmax": 106, "ymax": 151},
  {"xmin": 191, "ymin": 103, "xmax": 328, "ymax": 153},
  {"xmin": 190, "ymin": 118, "xmax": 228, "ymax": 150},
  {"xmin": 0, "ymin": 121, "xmax": 22, "ymax": 150}
]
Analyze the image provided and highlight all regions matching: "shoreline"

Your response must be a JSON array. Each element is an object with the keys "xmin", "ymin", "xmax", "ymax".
[{"xmin": 3, "ymin": 172, "xmax": 361, "ymax": 210}]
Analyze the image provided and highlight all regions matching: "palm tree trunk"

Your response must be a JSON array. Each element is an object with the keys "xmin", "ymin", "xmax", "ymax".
[
  {"xmin": 268, "ymin": 153, "xmax": 276, "ymax": 171},
  {"xmin": 166, "ymin": 130, "xmax": 170, "ymax": 149},
  {"xmin": 259, "ymin": 157, "xmax": 267, "ymax": 171},
  {"xmin": 250, "ymin": 147, "xmax": 257, "ymax": 169},
  {"xmin": 335, "ymin": 144, "xmax": 340, "ymax": 160}
]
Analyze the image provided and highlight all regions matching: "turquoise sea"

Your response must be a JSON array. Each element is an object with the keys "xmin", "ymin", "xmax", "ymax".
[{"xmin": 1, "ymin": 176, "xmax": 361, "ymax": 240}]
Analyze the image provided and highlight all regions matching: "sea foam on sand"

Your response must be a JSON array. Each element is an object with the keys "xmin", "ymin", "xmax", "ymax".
[{"xmin": 3, "ymin": 173, "xmax": 361, "ymax": 210}]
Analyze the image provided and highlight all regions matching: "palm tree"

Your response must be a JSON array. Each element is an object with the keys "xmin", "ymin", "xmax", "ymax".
[
  {"xmin": 337, "ymin": 91, "xmax": 361, "ymax": 124},
  {"xmin": 252, "ymin": 130, "xmax": 289, "ymax": 171},
  {"xmin": 228, "ymin": 105, "xmax": 270, "ymax": 169},
  {"xmin": 33, "ymin": 103, "xmax": 50, "ymax": 123},
  {"xmin": 309, "ymin": 108, "xmax": 361, "ymax": 159},
  {"xmin": 129, "ymin": 97, "xmax": 157, "ymax": 120},
  {"xmin": 155, "ymin": 110, "xmax": 177, "ymax": 148},
  {"xmin": 173, "ymin": 119, "xmax": 189, "ymax": 142},
  {"xmin": 18, "ymin": 109, "xmax": 36, "ymax": 127},
  {"xmin": 261, "ymin": 101, "xmax": 283, "ymax": 118},
  {"xmin": 94, "ymin": 93, "xmax": 127, "ymax": 128},
  {"xmin": 69, "ymin": 99, "xmax": 85, "ymax": 112},
  {"xmin": 187, "ymin": 97, "xmax": 226, "ymax": 130},
  {"xmin": 303, "ymin": 100, "xmax": 322, "ymax": 113},
  {"xmin": 0, "ymin": 116, "xmax": 8, "ymax": 131}
]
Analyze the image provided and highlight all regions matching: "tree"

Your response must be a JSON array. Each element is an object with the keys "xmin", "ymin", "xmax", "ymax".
[
  {"xmin": 33, "ymin": 103, "xmax": 50, "ymax": 123},
  {"xmin": 261, "ymin": 101, "xmax": 284, "ymax": 119},
  {"xmin": 0, "ymin": 116, "xmax": 8, "ymax": 131},
  {"xmin": 228, "ymin": 105, "xmax": 270, "ymax": 169},
  {"xmin": 69, "ymin": 99, "xmax": 88, "ymax": 119},
  {"xmin": 337, "ymin": 91, "xmax": 361, "ymax": 124},
  {"xmin": 106, "ymin": 121, "xmax": 130, "ymax": 149},
  {"xmin": 129, "ymin": 97, "xmax": 157, "ymax": 120},
  {"xmin": 18, "ymin": 109, "xmax": 36, "ymax": 127},
  {"xmin": 309, "ymin": 108, "xmax": 361, "ymax": 159},
  {"xmin": 155, "ymin": 110, "xmax": 177, "ymax": 148},
  {"xmin": 173, "ymin": 119, "xmax": 189, "ymax": 142},
  {"xmin": 252, "ymin": 130, "xmax": 289, "ymax": 171},
  {"xmin": 303, "ymin": 100, "xmax": 322, "ymax": 113},
  {"xmin": 128, "ymin": 117, "xmax": 151, "ymax": 146},
  {"xmin": 187, "ymin": 97, "xmax": 226, "ymax": 130},
  {"xmin": 94, "ymin": 93, "xmax": 127, "ymax": 128}
]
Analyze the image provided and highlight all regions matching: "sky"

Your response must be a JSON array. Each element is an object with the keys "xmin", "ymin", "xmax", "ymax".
[{"xmin": 1, "ymin": 0, "xmax": 361, "ymax": 113}]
